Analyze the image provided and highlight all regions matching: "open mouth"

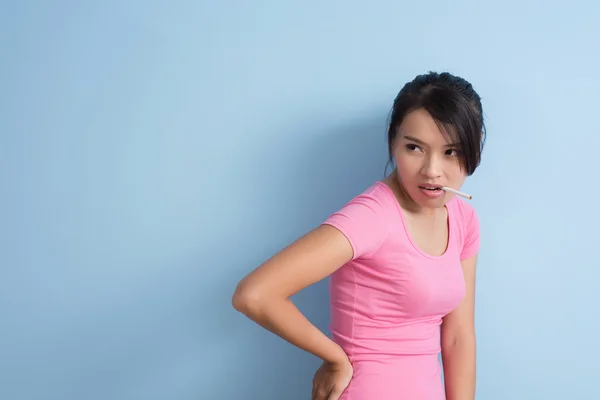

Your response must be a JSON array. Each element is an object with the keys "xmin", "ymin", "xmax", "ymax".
[{"xmin": 419, "ymin": 186, "xmax": 442, "ymax": 191}]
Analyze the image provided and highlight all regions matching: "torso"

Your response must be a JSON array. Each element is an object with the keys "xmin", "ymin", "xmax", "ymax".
[{"xmin": 326, "ymin": 181, "xmax": 471, "ymax": 400}]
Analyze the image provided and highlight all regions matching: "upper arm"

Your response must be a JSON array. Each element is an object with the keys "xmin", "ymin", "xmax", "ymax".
[
  {"xmin": 233, "ymin": 224, "xmax": 354, "ymax": 303},
  {"xmin": 459, "ymin": 202, "xmax": 480, "ymax": 261},
  {"xmin": 233, "ymin": 192, "xmax": 388, "ymax": 304},
  {"xmin": 442, "ymin": 202, "xmax": 481, "ymax": 341},
  {"xmin": 441, "ymin": 253, "xmax": 478, "ymax": 342}
]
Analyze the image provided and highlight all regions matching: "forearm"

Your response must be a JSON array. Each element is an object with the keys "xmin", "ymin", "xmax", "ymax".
[
  {"xmin": 441, "ymin": 334, "xmax": 476, "ymax": 400},
  {"xmin": 234, "ymin": 296, "xmax": 348, "ymax": 364}
]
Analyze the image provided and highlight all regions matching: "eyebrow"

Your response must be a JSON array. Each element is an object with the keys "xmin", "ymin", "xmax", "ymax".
[{"xmin": 403, "ymin": 135, "xmax": 459, "ymax": 147}]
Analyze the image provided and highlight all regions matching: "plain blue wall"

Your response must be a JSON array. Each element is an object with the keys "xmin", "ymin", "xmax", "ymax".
[{"xmin": 3, "ymin": 1, "xmax": 600, "ymax": 399}]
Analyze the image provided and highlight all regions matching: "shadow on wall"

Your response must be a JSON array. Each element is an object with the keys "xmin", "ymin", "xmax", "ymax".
[{"xmin": 216, "ymin": 111, "xmax": 388, "ymax": 399}]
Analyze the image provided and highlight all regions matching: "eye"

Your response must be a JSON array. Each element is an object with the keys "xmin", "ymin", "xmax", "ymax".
[
  {"xmin": 446, "ymin": 148, "xmax": 459, "ymax": 156},
  {"xmin": 406, "ymin": 144, "xmax": 422, "ymax": 152}
]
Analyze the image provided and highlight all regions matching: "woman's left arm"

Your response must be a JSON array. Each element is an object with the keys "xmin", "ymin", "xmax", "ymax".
[{"xmin": 441, "ymin": 253, "xmax": 478, "ymax": 400}]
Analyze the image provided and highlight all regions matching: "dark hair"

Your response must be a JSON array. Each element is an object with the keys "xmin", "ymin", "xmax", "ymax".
[{"xmin": 386, "ymin": 71, "xmax": 486, "ymax": 176}]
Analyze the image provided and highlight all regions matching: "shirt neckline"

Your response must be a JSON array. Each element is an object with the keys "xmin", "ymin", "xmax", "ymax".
[{"xmin": 375, "ymin": 181, "xmax": 454, "ymax": 260}]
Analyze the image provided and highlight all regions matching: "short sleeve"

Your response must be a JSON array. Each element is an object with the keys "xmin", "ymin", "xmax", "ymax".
[
  {"xmin": 460, "ymin": 203, "xmax": 480, "ymax": 260},
  {"xmin": 322, "ymin": 192, "xmax": 389, "ymax": 260}
]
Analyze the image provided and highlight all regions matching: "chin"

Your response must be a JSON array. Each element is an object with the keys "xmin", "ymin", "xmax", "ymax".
[
  {"xmin": 419, "ymin": 198, "xmax": 448, "ymax": 207},
  {"xmin": 411, "ymin": 191, "xmax": 448, "ymax": 207}
]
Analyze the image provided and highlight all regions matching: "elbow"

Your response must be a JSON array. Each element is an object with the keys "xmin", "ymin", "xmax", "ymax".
[
  {"xmin": 442, "ymin": 330, "xmax": 476, "ymax": 350},
  {"xmin": 231, "ymin": 281, "xmax": 265, "ymax": 316}
]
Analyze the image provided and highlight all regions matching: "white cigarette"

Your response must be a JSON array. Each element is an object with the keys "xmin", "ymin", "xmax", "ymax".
[{"xmin": 442, "ymin": 186, "xmax": 472, "ymax": 200}]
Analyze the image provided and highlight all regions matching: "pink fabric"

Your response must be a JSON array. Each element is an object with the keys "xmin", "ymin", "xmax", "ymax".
[{"xmin": 322, "ymin": 182, "xmax": 480, "ymax": 399}]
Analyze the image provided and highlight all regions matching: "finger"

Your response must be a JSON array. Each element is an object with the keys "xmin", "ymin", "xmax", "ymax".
[
  {"xmin": 311, "ymin": 385, "xmax": 321, "ymax": 400},
  {"xmin": 327, "ymin": 387, "xmax": 343, "ymax": 400},
  {"xmin": 313, "ymin": 387, "xmax": 329, "ymax": 400}
]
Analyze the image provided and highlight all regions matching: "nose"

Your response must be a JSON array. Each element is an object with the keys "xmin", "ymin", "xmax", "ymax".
[{"xmin": 421, "ymin": 154, "xmax": 442, "ymax": 179}]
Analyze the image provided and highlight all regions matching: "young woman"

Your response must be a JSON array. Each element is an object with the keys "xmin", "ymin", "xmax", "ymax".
[{"xmin": 232, "ymin": 71, "xmax": 486, "ymax": 400}]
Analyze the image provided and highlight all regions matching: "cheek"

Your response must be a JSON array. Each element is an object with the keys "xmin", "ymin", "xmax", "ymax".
[
  {"xmin": 447, "ymin": 167, "xmax": 467, "ymax": 186},
  {"xmin": 394, "ymin": 149, "xmax": 417, "ymax": 168},
  {"xmin": 445, "ymin": 158, "xmax": 466, "ymax": 177},
  {"xmin": 394, "ymin": 154, "xmax": 420, "ymax": 183}
]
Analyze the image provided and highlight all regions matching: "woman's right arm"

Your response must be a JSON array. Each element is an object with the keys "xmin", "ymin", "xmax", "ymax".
[{"xmin": 231, "ymin": 223, "xmax": 353, "ymax": 365}]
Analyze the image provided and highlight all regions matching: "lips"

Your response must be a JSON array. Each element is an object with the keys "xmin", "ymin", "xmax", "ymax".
[
  {"xmin": 418, "ymin": 184, "xmax": 445, "ymax": 199},
  {"xmin": 418, "ymin": 184, "xmax": 442, "ymax": 191}
]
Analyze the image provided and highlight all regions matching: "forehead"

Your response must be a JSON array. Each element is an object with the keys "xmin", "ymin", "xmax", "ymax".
[{"xmin": 398, "ymin": 108, "xmax": 458, "ymax": 146}]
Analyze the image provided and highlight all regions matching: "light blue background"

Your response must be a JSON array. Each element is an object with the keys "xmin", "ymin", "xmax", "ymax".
[{"xmin": 2, "ymin": 1, "xmax": 599, "ymax": 399}]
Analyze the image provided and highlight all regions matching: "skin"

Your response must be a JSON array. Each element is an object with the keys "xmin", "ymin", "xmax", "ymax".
[{"xmin": 232, "ymin": 107, "xmax": 478, "ymax": 400}]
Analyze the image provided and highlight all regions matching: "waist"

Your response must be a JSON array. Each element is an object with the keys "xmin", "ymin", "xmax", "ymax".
[{"xmin": 330, "ymin": 317, "xmax": 442, "ymax": 360}]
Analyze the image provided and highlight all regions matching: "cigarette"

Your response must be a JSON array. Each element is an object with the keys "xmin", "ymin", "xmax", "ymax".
[{"xmin": 442, "ymin": 186, "xmax": 472, "ymax": 200}]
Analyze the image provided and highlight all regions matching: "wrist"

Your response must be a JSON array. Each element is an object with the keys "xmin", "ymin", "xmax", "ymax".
[{"xmin": 326, "ymin": 343, "xmax": 350, "ymax": 365}]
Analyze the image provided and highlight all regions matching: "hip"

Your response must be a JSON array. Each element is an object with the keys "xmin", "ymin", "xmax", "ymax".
[{"xmin": 340, "ymin": 354, "xmax": 445, "ymax": 400}]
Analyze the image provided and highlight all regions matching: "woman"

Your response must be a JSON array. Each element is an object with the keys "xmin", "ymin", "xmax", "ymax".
[{"xmin": 232, "ymin": 71, "xmax": 486, "ymax": 400}]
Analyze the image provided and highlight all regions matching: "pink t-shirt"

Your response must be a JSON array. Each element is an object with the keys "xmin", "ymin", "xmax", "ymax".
[{"xmin": 322, "ymin": 181, "xmax": 480, "ymax": 362}]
